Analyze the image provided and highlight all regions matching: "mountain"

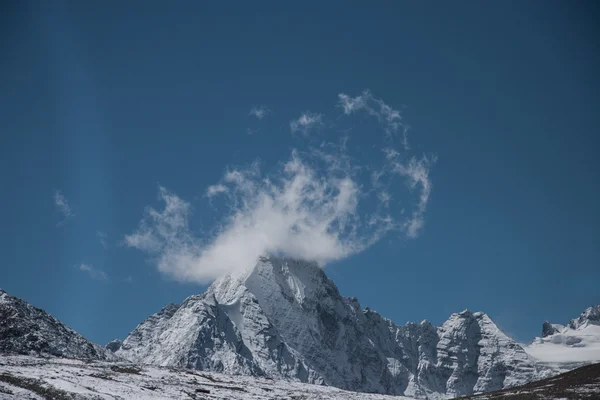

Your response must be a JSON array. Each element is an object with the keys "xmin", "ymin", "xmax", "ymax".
[
  {"xmin": 0, "ymin": 288, "xmax": 113, "ymax": 361},
  {"xmin": 524, "ymin": 305, "xmax": 600, "ymax": 375},
  {"xmin": 2, "ymin": 263, "xmax": 597, "ymax": 399},
  {"xmin": 112, "ymin": 257, "xmax": 538, "ymax": 398}
]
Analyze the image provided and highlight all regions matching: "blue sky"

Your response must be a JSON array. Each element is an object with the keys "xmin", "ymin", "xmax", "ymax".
[{"xmin": 1, "ymin": 1, "xmax": 598, "ymax": 345}]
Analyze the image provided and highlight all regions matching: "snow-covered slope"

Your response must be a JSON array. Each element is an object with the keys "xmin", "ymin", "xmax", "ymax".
[
  {"xmin": 0, "ymin": 289, "xmax": 113, "ymax": 361},
  {"xmin": 114, "ymin": 257, "xmax": 539, "ymax": 398},
  {"xmin": 525, "ymin": 305, "xmax": 600, "ymax": 371},
  {"xmin": 0, "ymin": 355, "xmax": 411, "ymax": 400}
]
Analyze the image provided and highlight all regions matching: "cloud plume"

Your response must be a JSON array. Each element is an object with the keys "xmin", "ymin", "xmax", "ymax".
[{"xmin": 126, "ymin": 92, "xmax": 435, "ymax": 283}]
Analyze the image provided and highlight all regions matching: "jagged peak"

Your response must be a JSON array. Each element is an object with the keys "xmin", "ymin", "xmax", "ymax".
[
  {"xmin": 446, "ymin": 309, "xmax": 475, "ymax": 320},
  {"xmin": 542, "ymin": 321, "xmax": 564, "ymax": 337},
  {"xmin": 569, "ymin": 305, "xmax": 600, "ymax": 330}
]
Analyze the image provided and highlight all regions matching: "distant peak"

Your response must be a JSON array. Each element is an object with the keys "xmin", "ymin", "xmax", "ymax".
[
  {"xmin": 569, "ymin": 305, "xmax": 600, "ymax": 330},
  {"xmin": 105, "ymin": 339, "xmax": 123, "ymax": 352},
  {"xmin": 542, "ymin": 321, "xmax": 561, "ymax": 337}
]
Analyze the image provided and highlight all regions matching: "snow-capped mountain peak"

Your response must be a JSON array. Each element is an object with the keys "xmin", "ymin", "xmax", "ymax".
[
  {"xmin": 569, "ymin": 305, "xmax": 600, "ymax": 330},
  {"xmin": 114, "ymin": 256, "xmax": 541, "ymax": 398}
]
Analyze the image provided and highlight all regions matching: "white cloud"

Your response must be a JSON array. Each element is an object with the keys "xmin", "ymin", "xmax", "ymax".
[
  {"xmin": 338, "ymin": 90, "xmax": 409, "ymax": 148},
  {"xmin": 290, "ymin": 112, "xmax": 323, "ymax": 136},
  {"xmin": 124, "ymin": 186, "xmax": 191, "ymax": 254},
  {"xmin": 79, "ymin": 263, "xmax": 108, "ymax": 281},
  {"xmin": 53, "ymin": 190, "xmax": 74, "ymax": 224},
  {"xmin": 97, "ymin": 231, "xmax": 108, "ymax": 248},
  {"xmin": 248, "ymin": 105, "xmax": 270, "ymax": 120},
  {"xmin": 125, "ymin": 152, "xmax": 379, "ymax": 283},
  {"xmin": 206, "ymin": 184, "xmax": 228, "ymax": 198},
  {"xmin": 126, "ymin": 91, "xmax": 435, "ymax": 284}
]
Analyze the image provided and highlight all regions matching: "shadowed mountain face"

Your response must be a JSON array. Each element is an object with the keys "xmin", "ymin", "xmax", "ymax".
[
  {"xmin": 112, "ymin": 257, "xmax": 538, "ymax": 398},
  {"xmin": 0, "ymin": 289, "xmax": 112, "ymax": 360}
]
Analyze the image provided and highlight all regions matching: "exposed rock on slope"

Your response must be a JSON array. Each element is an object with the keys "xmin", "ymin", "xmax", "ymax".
[
  {"xmin": 113, "ymin": 257, "xmax": 538, "ymax": 398},
  {"xmin": 0, "ymin": 289, "xmax": 113, "ymax": 360}
]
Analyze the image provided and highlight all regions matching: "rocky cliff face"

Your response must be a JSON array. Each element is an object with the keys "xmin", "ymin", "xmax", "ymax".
[
  {"xmin": 112, "ymin": 257, "xmax": 539, "ymax": 398},
  {"xmin": 0, "ymin": 289, "xmax": 113, "ymax": 360}
]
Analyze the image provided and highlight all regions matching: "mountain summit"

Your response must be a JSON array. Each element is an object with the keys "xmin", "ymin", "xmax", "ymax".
[{"xmin": 112, "ymin": 257, "xmax": 538, "ymax": 398}]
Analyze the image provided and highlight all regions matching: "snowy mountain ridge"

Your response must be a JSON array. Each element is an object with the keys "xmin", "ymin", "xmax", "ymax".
[
  {"xmin": 1, "ymin": 260, "xmax": 598, "ymax": 399},
  {"xmin": 113, "ymin": 257, "xmax": 539, "ymax": 398}
]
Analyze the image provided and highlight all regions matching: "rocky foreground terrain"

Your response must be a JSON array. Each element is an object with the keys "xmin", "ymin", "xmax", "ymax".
[
  {"xmin": 0, "ymin": 355, "xmax": 408, "ymax": 400},
  {"xmin": 458, "ymin": 362, "xmax": 600, "ymax": 400},
  {"xmin": 0, "ymin": 356, "xmax": 598, "ymax": 400}
]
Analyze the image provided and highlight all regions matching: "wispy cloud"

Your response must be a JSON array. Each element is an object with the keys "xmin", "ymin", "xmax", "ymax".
[
  {"xmin": 385, "ymin": 152, "xmax": 436, "ymax": 238},
  {"xmin": 338, "ymin": 90, "xmax": 409, "ymax": 148},
  {"xmin": 53, "ymin": 190, "xmax": 74, "ymax": 225},
  {"xmin": 97, "ymin": 231, "xmax": 108, "ymax": 248},
  {"xmin": 126, "ymin": 91, "xmax": 435, "ymax": 284},
  {"xmin": 290, "ymin": 112, "xmax": 323, "ymax": 136},
  {"xmin": 248, "ymin": 105, "xmax": 270, "ymax": 120},
  {"xmin": 79, "ymin": 263, "xmax": 108, "ymax": 281}
]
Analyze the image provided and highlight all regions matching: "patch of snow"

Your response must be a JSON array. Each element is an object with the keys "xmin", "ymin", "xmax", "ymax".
[{"xmin": 524, "ymin": 324, "xmax": 600, "ymax": 363}]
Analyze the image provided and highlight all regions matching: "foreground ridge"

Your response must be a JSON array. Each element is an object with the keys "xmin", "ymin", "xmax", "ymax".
[
  {"xmin": 457, "ymin": 362, "xmax": 600, "ymax": 400},
  {"xmin": 0, "ymin": 355, "xmax": 411, "ymax": 400}
]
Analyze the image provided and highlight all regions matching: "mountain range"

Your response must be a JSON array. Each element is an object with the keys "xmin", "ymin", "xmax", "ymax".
[{"xmin": 1, "ymin": 257, "xmax": 599, "ymax": 399}]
